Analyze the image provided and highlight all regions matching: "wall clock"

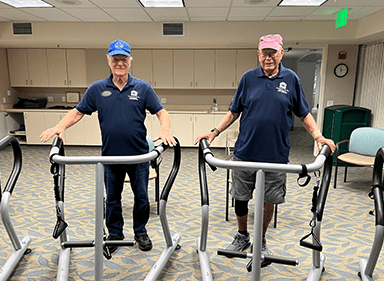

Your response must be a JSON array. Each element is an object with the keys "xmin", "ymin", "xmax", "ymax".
[{"xmin": 334, "ymin": 63, "xmax": 348, "ymax": 78}]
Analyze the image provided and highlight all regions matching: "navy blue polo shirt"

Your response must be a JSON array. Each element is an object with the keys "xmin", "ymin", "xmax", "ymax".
[
  {"xmin": 231, "ymin": 63, "xmax": 310, "ymax": 163},
  {"xmin": 76, "ymin": 73, "xmax": 163, "ymax": 156}
]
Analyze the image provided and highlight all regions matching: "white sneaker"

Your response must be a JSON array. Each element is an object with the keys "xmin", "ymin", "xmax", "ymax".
[{"xmin": 226, "ymin": 232, "xmax": 251, "ymax": 252}]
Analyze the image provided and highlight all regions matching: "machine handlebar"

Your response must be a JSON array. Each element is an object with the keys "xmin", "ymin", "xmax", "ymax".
[
  {"xmin": 199, "ymin": 138, "xmax": 330, "ymax": 174},
  {"xmin": 49, "ymin": 136, "xmax": 167, "ymax": 165},
  {"xmin": 0, "ymin": 135, "xmax": 22, "ymax": 195}
]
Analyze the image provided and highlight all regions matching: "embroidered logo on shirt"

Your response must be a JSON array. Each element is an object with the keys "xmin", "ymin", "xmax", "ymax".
[
  {"xmin": 101, "ymin": 91, "xmax": 112, "ymax": 97},
  {"xmin": 276, "ymin": 82, "xmax": 289, "ymax": 94},
  {"xmin": 128, "ymin": 90, "xmax": 139, "ymax": 100}
]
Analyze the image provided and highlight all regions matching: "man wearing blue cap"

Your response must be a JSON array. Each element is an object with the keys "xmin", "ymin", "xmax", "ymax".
[{"xmin": 41, "ymin": 39, "xmax": 176, "ymax": 253}]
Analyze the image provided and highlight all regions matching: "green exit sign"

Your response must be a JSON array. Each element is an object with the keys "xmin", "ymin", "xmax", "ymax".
[{"xmin": 336, "ymin": 8, "xmax": 348, "ymax": 29}]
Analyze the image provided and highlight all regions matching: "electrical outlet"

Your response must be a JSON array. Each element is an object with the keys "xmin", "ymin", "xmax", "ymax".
[
  {"xmin": 327, "ymin": 100, "xmax": 334, "ymax": 106},
  {"xmin": 2, "ymin": 97, "xmax": 6, "ymax": 104},
  {"xmin": 161, "ymin": 98, "xmax": 167, "ymax": 103},
  {"xmin": 7, "ymin": 90, "xmax": 11, "ymax": 97},
  {"xmin": 47, "ymin": 96, "xmax": 54, "ymax": 102},
  {"xmin": 62, "ymin": 96, "xmax": 66, "ymax": 102}
]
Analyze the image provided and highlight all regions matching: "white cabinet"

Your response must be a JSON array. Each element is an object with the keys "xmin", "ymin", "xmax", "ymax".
[
  {"xmin": 173, "ymin": 50, "xmax": 194, "ymax": 89},
  {"xmin": 153, "ymin": 50, "xmax": 173, "ymax": 88},
  {"xmin": 131, "ymin": 50, "xmax": 153, "ymax": 86},
  {"xmin": 194, "ymin": 50, "xmax": 215, "ymax": 89},
  {"xmin": 172, "ymin": 113, "xmax": 194, "ymax": 146},
  {"xmin": 213, "ymin": 113, "xmax": 227, "ymax": 147},
  {"xmin": 236, "ymin": 50, "xmax": 258, "ymax": 86},
  {"xmin": 83, "ymin": 113, "xmax": 101, "ymax": 145},
  {"xmin": 215, "ymin": 50, "xmax": 236, "ymax": 89},
  {"xmin": 193, "ymin": 114, "xmax": 215, "ymax": 141},
  {"xmin": 46, "ymin": 49, "xmax": 68, "ymax": 87},
  {"xmin": 24, "ymin": 111, "xmax": 45, "ymax": 144},
  {"xmin": 144, "ymin": 113, "xmax": 162, "ymax": 140},
  {"xmin": 46, "ymin": 49, "xmax": 87, "ymax": 87},
  {"xmin": 7, "ymin": 49, "xmax": 29, "ymax": 87},
  {"xmin": 86, "ymin": 49, "xmax": 110, "ymax": 86},
  {"xmin": 7, "ymin": 49, "xmax": 49, "ymax": 87},
  {"xmin": 27, "ymin": 49, "xmax": 49, "ymax": 87},
  {"xmin": 66, "ymin": 49, "xmax": 87, "ymax": 87}
]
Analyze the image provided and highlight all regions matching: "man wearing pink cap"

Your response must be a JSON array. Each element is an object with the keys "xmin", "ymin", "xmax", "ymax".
[{"xmin": 195, "ymin": 34, "xmax": 334, "ymax": 267}]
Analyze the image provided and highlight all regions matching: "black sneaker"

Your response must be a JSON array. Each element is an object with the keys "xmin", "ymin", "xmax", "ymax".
[
  {"xmin": 107, "ymin": 234, "xmax": 125, "ymax": 254},
  {"xmin": 134, "ymin": 233, "xmax": 153, "ymax": 251}
]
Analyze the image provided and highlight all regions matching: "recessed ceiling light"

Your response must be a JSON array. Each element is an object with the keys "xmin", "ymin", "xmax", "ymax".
[
  {"xmin": 0, "ymin": 0, "xmax": 53, "ymax": 7},
  {"xmin": 278, "ymin": 0, "xmax": 327, "ymax": 6},
  {"xmin": 138, "ymin": 0, "xmax": 185, "ymax": 8}
]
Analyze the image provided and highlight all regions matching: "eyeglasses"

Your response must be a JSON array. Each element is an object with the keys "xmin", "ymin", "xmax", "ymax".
[
  {"xmin": 259, "ymin": 50, "xmax": 279, "ymax": 58},
  {"xmin": 111, "ymin": 56, "xmax": 129, "ymax": 63}
]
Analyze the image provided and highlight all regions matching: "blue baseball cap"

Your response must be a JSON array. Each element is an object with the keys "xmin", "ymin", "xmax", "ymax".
[{"xmin": 108, "ymin": 40, "xmax": 131, "ymax": 57}]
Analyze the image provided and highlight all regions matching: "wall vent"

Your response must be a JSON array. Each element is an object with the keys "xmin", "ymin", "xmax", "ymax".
[
  {"xmin": 12, "ymin": 22, "xmax": 33, "ymax": 35},
  {"xmin": 162, "ymin": 23, "xmax": 184, "ymax": 36}
]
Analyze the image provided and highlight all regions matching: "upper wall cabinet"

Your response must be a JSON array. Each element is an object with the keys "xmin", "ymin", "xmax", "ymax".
[
  {"xmin": 215, "ymin": 50, "xmax": 236, "ymax": 89},
  {"xmin": 236, "ymin": 50, "xmax": 258, "ymax": 86},
  {"xmin": 85, "ymin": 49, "xmax": 110, "ymax": 86},
  {"xmin": 195, "ymin": 50, "xmax": 215, "ymax": 89},
  {"xmin": 153, "ymin": 50, "xmax": 173, "ymax": 88},
  {"xmin": 65, "ymin": 49, "xmax": 87, "ymax": 87},
  {"xmin": 8, "ymin": 49, "xmax": 49, "ymax": 87},
  {"xmin": 130, "ymin": 50, "xmax": 153, "ymax": 86},
  {"xmin": 173, "ymin": 50, "xmax": 194, "ymax": 89},
  {"xmin": 46, "ymin": 49, "xmax": 87, "ymax": 87}
]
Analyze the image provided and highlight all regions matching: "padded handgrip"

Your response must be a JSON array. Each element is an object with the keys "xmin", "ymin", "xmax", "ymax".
[
  {"xmin": 217, "ymin": 249, "xmax": 248, "ymax": 259},
  {"xmin": 299, "ymin": 240, "xmax": 323, "ymax": 251}
]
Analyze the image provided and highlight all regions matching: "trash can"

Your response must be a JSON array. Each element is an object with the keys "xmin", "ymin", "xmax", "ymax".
[{"xmin": 323, "ymin": 105, "xmax": 371, "ymax": 165}]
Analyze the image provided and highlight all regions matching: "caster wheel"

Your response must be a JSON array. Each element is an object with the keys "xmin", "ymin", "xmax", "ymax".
[
  {"xmin": 358, "ymin": 272, "xmax": 362, "ymax": 278},
  {"xmin": 176, "ymin": 244, "xmax": 181, "ymax": 250}
]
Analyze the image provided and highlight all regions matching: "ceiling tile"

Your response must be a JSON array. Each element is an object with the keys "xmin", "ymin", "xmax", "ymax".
[
  {"xmin": 187, "ymin": 7, "xmax": 228, "ymax": 17},
  {"xmin": 19, "ymin": 7, "xmax": 79, "ymax": 21},
  {"xmin": 0, "ymin": 8, "xmax": 42, "ymax": 21},
  {"xmin": 46, "ymin": 0, "xmax": 97, "ymax": 8},
  {"xmin": 231, "ymin": 0, "xmax": 281, "ymax": 7},
  {"xmin": 104, "ymin": 8, "xmax": 152, "ymax": 22},
  {"xmin": 59, "ymin": 8, "xmax": 116, "ymax": 21},
  {"xmin": 229, "ymin": 7, "xmax": 274, "ymax": 17},
  {"xmin": 184, "ymin": 0, "xmax": 231, "ymax": 8},
  {"xmin": 323, "ymin": 0, "xmax": 379, "ymax": 6},
  {"xmin": 87, "ymin": 0, "xmax": 141, "ymax": 8},
  {"xmin": 268, "ymin": 6, "xmax": 317, "ymax": 17}
]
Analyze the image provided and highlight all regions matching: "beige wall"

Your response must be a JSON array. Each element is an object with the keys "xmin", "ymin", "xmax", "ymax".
[{"xmin": 316, "ymin": 44, "xmax": 360, "ymax": 133}]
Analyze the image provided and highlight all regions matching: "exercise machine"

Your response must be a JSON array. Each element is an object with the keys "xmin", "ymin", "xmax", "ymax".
[
  {"xmin": 49, "ymin": 136, "xmax": 181, "ymax": 281},
  {"xmin": 358, "ymin": 146, "xmax": 384, "ymax": 281},
  {"xmin": 0, "ymin": 135, "xmax": 32, "ymax": 280},
  {"xmin": 197, "ymin": 139, "xmax": 332, "ymax": 281}
]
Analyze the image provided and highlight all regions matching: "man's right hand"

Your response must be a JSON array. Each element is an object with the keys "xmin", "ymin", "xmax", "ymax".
[{"xmin": 40, "ymin": 127, "xmax": 64, "ymax": 143}]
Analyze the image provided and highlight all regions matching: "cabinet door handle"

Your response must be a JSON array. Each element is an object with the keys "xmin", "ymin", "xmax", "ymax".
[
  {"xmin": 26, "ymin": 80, "xmax": 28, "ymax": 85},
  {"xmin": 30, "ymin": 80, "xmax": 33, "ymax": 85},
  {"xmin": 64, "ymin": 80, "xmax": 67, "ymax": 86},
  {"xmin": 69, "ymin": 80, "xmax": 71, "ymax": 86},
  {"xmin": 191, "ymin": 82, "xmax": 192, "ymax": 87}
]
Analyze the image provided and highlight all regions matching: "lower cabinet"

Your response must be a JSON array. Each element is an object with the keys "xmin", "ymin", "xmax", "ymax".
[
  {"xmin": 172, "ymin": 114, "xmax": 194, "ymax": 146},
  {"xmin": 22, "ymin": 111, "xmax": 233, "ymax": 147},
  {"xmin": 24, "ymin": 111, "xmax": 101, "ymax": 145}
]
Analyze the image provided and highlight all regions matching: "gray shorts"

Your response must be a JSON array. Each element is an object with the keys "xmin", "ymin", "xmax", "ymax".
[{"xmin": 230, "ymin": 154, "xmax": 286, "ymax": 204}]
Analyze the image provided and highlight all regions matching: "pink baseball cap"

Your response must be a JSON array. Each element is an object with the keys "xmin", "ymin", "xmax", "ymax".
[{"xmin": 258, "ymin": 34, "xmax": 283, "ymax": 50}]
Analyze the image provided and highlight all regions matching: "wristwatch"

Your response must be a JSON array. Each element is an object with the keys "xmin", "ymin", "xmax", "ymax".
[{"xmin": 211, "ymin": 128, "xmax": 220, "ymax": 136}]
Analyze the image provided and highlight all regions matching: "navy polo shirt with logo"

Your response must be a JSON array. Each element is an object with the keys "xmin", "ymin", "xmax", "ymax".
[
  {"xmin": 76, "ymin": 73, "xmax": 163, "ymax": 156},
  {"xmin": 231, "ymin": 63, "xmax": 310, "ymax": 163}
]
